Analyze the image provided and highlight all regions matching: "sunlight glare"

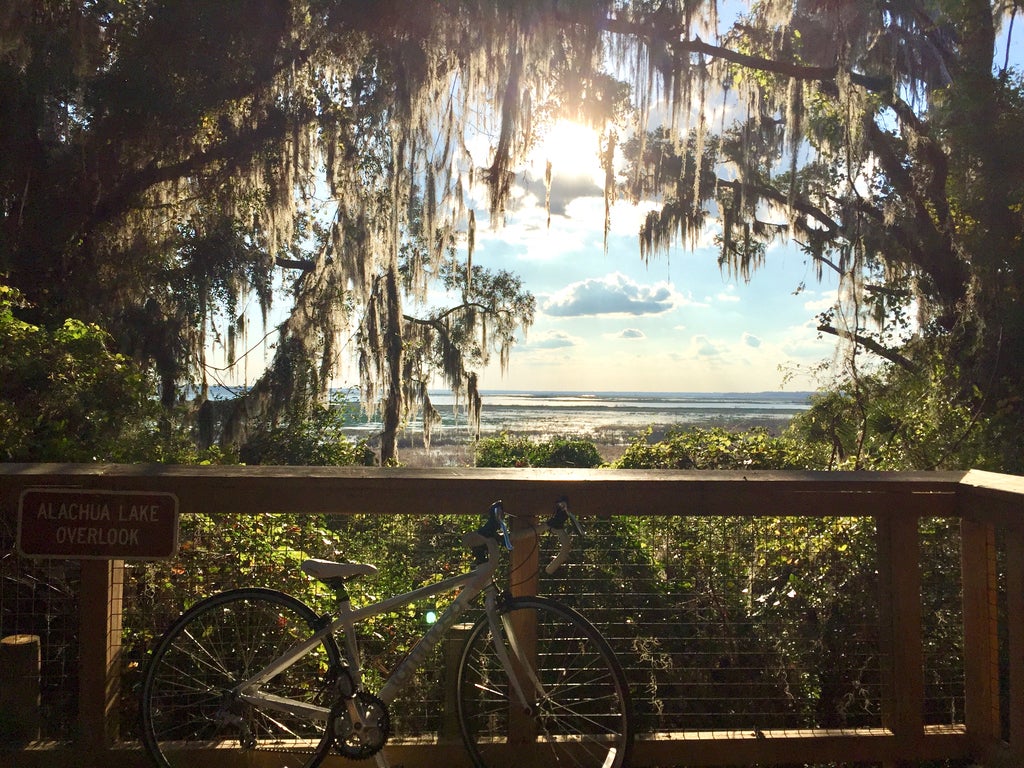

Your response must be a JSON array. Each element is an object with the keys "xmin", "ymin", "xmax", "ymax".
[{"xmin": 530, "ymin": 120, "xmax": 605, "ymax": 184}]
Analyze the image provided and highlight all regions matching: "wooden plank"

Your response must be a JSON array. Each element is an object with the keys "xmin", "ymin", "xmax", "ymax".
[
  {"xmin": 0, "ymin": 464, "xmax": 964, "ymax": 519},
  {"xmin": 0, "ymin": 728, "xmax": 971, "ymax": 767},
  {"xmin": 78, "ymin": 559, "xmax": 124, "ymax": 763},
  {"xmin": 961, "ymin": 517, "xmax": 1000, "ymax": 753},
  {"xmin": 959, "ymin": 470, "xmax": 1024, "ymax": 529},
  {"xmin": 876, "ymin": 513, "xmax": 924, "ymax": 762},
  {"xmin": 1007, "ymin": 528, "xmax": 1024, "ymax": 755}
]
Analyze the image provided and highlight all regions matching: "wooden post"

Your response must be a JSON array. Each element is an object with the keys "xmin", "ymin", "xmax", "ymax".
[
  {"xmin": 1006, "ymin": 527, "xmax": 1024, "ymax": 758},
  {"xmin": 876, "ymin": 513, "xmax": 924, "ymax": 767},
  {"xmin": 78, "ymin": 559, "xmax": 124, "ymax": 762},
  {"xmin": 509, "ymin": 515, "xmax": 539, "ymax": 600},
  {"xmin": 961, "ymin": 518, "xmax": 1000, "ymax": 757},
  {"xmin": 0, "ymin": 634, "xmax": 41, "ymax": 746}
]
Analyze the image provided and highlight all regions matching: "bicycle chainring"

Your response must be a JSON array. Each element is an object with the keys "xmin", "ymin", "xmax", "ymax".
[{"xmin": 330, "ymin": 690, "xmax": 391, "ymax": 759}]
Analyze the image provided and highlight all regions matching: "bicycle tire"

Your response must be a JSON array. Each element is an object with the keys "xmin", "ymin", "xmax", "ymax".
[
  {"xmin": 456, "ymin": 595, "xmax": 633, "ymax": 768},
  {"xmin": 140, "ymin": 588, "xmax": 341, "ymax": 768}
]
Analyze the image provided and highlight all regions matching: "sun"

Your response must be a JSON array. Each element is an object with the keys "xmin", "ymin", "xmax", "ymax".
[{"xmin": 529, "ymin": 119, "xmax": 605, "ymax": 185}]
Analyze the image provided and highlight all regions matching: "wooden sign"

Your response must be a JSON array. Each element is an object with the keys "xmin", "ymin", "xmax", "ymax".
[{"xmin": 17, "ymin": 488, "xmax": 179, "ymax": 560}]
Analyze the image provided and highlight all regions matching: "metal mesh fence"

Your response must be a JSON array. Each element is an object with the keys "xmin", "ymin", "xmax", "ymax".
[
  {"xmin": 0, "ymin": 514, "xmax": 80, "ymax": 742},
  {"xmin": 1, "ymin": 506, "xmax": 968, "ymax": 748}
]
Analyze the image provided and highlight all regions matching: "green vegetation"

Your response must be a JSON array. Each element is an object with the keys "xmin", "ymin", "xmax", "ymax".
[
  {"xmin": 239, "ymin": 392, "xmax": 375, "ymax": 467},
  {"xmin": 474, "ymin": 434, "xmax": 602, "ymax": 468},
  {"xmin": 0, "ymin": 286, "xmax": 218, "ymax": 464},
  {"xmin": 615, "ymin": 425, "xmax": 825, "ymax": 470}
]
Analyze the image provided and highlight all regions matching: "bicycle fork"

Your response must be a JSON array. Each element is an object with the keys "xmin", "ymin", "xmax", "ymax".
[{"xmin": 484, "ymin": 591, "xmax": 546, "ymax": 714}]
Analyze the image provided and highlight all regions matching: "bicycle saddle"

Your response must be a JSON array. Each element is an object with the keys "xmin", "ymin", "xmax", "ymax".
[{"xmin": 301, "ymin": 558, "xmax": 378, "ymax": 582}]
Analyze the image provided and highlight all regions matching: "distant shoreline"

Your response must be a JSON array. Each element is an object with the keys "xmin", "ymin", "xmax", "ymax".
[
  {"xmin": 393, "ymin": 411, "xmax": 803, "ymax": 468},
  {"xmin": 205, "ymin": 386, "xmax": 813, "ymax": 467}
]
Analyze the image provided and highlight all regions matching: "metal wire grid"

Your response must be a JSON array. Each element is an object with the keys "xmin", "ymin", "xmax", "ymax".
[
  {"xmin": 538, "ymin": 516, "xmax": 889, "ymax": 736},
  {"xmin": 0, "ymin": 513, "xmax": 80, "ymax": 742},
  {"xmin": 1, "ymin": 507, "xmax": 970, "ymax": 745},
  {"xmin": 919, "ymin": 518, "xmax": 966, "ymax": 728}
]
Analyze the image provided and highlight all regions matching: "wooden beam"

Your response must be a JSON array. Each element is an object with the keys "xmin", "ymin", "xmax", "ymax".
[
  {"xmin": 0, "ymin": 464, "xmax": 964, "ymax": 519},
  {"xmin": 876, "ymin": 513, "xmax": 925, "ymax": 765},
  {"xmin": 1, "ymin": 727, "xmax": 971, "ymax": 767},
  {"xmin": 78, "ymin": 559, "xmax": 124, "ymax": 763},
  {"xmin": 961, "ymin": 517, "xmax": 1000, "ymax": 755},
  {"xmin": 1007, "ymin": 528, "xmax": 1024, "ymax": 757}
]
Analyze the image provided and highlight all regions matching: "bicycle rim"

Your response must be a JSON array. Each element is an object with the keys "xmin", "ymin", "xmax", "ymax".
[
  {"xmin": 456, "ymin": 595, "xmax": 633, "ymax": 768},
  {"xmin": 140, "ymin": 588, "xmax": 340, "ymax": 768}
]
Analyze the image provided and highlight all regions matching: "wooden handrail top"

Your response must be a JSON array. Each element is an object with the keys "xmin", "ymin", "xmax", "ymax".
[{"xmin": 1, "ymin": 463, "xmax": 967, "ymax": 518}]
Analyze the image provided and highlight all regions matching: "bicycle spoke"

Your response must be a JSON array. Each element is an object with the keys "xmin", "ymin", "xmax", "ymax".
[
  {"xmin": 457, "ymin": 596, "xmax": 632, "ymax": 768},
  {"xmin": 141, "ymin": 589, "xmax": 339, "ymax": 768}
]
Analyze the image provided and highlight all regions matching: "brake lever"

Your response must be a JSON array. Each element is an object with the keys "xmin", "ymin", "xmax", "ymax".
[{"xmin": 548, "ymin": 497, "xmax": 584, "ymax": 537}]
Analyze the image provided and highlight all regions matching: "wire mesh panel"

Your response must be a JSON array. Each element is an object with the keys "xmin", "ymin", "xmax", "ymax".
[
  {"xmin": 535, "ymin": 515, "xmax": 895, "ymax": 737},
  {"xmin": 919, "ymin": 518, "xmax": 966, "ymax": 727},
  {"xmin": 0, "ymin": 513, "xmax": 80, "ymax": 742},
  {"xmin": 122, "ymin": 511, "xmax": 476, "ymax": 741},
  {"xmin": 3, "ymin": 503, "xmax": 973, "ymax": 753}
]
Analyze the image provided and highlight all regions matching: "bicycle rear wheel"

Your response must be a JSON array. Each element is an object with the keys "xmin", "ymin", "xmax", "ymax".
[
  {"xmin": 456, "ymin": 595, "xmax": 633, "ymax": 768},
  {"xmin": 140, "ymin": 588, "xmax": 340, "ymax": 768}
]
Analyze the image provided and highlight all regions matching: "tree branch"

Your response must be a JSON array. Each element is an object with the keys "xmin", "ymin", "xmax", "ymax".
[
  {"xmin": 818, "ymin": 324, "xmax": 919, "ymax": 373},
  {"xmin": 276, "ymin": 257, "xmax": 317, "ymax": 272},
  {"xmin": 717, "ymin": 177, "xmax": 841, "ymax": 236},
  {"xmin": 599, "ymin": 17, "xmax": 891, "ymax": 93},
  {"xmin": 403, "ymin": 301, "xmax": 512, "ymax": 328}
]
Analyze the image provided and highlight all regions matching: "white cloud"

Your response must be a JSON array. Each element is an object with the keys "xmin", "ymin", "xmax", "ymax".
[
  {"xmin": 618, "ymin": 328, "xmax": 645, "ymax": 339},
  {"xmin": 544, "ymin": 272, "xmax": 681, "ymax": 317},
  {"xmin": 716, "ymin": 285, "xmax": 741, "ymax": 303},
  {"xmin": 525, "ymin": 330, "xmax": 579, "ymax": 350},
  {"xmin": 803, "ymin": 293, "xmax": 836, "ymax": 313},
  {"xmin": 693, "ymin": 334, "xmax": 723, "ymax": 357}
]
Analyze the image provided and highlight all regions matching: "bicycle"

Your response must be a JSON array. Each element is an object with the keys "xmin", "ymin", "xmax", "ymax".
[{"xmin": 139, "ymin": 498, "xmax": 634, "ymax": 768}]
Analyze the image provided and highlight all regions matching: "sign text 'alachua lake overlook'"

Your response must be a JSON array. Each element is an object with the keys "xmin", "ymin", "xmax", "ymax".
[{"xmin": 18, "ymin": 488, "xmax": 179, "ymax": 559}]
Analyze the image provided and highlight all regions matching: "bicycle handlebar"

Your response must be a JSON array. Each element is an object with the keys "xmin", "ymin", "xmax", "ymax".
[{"xmin": 461, "ymin": 497, "xmax": 582, "ymax": 575}]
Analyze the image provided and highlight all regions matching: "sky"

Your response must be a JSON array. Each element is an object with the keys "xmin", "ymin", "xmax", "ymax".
[
  {"xmin": 225, "ymin": 13, "xmax": 1023, "ymax": 397},
  {"xmin": 446, "ymin": 120, "xmax": 841, "ymax": 394}
]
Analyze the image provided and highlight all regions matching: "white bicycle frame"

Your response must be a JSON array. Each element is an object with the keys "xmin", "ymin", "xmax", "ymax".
[{"xmin": 231, "ymin": 521, "xmax": 570, "ymax": 767}]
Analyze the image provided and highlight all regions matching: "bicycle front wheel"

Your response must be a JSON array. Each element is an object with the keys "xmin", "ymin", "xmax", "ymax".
[
  {"xmin": 456, "ymin": 595, "xmax": 633, "ymax": 768},
  {"xmin": 140, "ymin": 588, "xmax": 341, "ymax": 768}
]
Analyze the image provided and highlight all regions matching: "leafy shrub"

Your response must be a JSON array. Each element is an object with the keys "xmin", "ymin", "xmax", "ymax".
[
  {"xmin": 240, "ymin": 391, "xmax": 374, "ymax": 466},
  {"xmin": 614, "ymin": 426, "xmax": 826, "ymax": 470},
  {"xmin": 789, "ymin": 358, "xmax": 1003, "ymax": 471},
  {"xmin": 1, "ymin": 285, "xmax": 158, "ymax": 462},
  {"xmin": 474, "ymin": 433, "xmax": 602, "ymax": 468}
]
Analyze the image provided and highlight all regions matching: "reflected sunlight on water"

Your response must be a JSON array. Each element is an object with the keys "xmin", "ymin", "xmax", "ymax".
[{"xmin": 340, "ymin": 391, "xmax": 813, "ymax": 445}]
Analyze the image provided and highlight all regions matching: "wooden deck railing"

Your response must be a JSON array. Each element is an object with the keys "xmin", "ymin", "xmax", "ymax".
[{"xmin": 1, "ymin": 464, "xmax": 1023, "ymax": 767}]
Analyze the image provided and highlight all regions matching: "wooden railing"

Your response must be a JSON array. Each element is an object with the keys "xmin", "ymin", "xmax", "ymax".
[{"xmin": 1, "ymin": 464, "xmax": 1023, "ymax": 767}]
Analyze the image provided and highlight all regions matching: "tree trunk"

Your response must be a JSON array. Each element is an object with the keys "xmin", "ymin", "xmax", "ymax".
[{"xmin": 379, "ymin": 264, "xmax": 404, "ymax": 465}]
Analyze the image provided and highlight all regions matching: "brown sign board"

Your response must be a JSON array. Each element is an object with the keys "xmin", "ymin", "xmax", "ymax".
[{"xmin": 17, "ymin": 488, "xmax": 179, "ymax": 560}]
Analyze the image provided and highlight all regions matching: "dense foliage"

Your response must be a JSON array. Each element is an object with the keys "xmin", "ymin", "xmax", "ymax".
[
  {"xmin": 0, "ymin": 285, "xmax": 219, "ymax": 463},
  {"xmin": 238, "ymin": 391, "xmax": 374, "ymax": 467},
  {"xmin": 474, "ymin": 433, "xmax": 603, "ymax": 468},
  {"xmin": 615, "ymin": 425, "xmax": 824, "ymax": 470}
]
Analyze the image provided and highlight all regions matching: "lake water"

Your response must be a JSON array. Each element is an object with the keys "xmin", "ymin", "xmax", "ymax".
[{"xmin": 341, "ymin": 390, "xmax": 813, "ymax": 445}]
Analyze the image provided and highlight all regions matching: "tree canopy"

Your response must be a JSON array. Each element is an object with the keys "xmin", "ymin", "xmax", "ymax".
[{"xmin": 2, "ymin": 1, "xmax": 1022, "ymax": 466}]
